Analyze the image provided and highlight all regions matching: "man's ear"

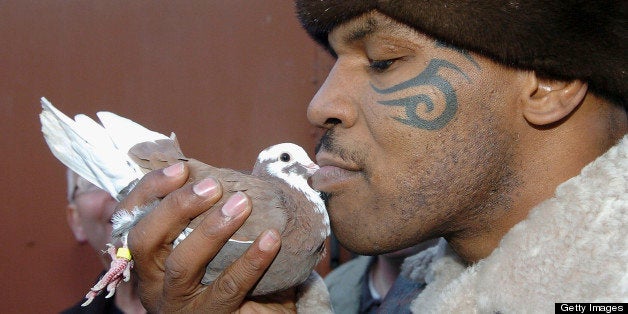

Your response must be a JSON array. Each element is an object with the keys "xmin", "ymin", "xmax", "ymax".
[
  {"xmin": 521, "ymin": 73, "xmax": 588, "ymax": 125},
  {"xmin": 66, "ymin": 203, "xmax": 87, "ymax": 243}
]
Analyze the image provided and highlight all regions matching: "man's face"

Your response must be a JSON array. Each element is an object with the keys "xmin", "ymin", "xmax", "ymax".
[
  {"xmin": 309, "ymin": 12, "xmax": 524, "ymax": 255},
  {"xmin": 69, "ymin": 179, "xmax": 118, "ymax": 255}
]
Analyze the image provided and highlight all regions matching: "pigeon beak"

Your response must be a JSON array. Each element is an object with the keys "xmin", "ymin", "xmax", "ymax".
[{"xmin": 305, "ymin": 163, "xmax": 319, "ymax": 177}]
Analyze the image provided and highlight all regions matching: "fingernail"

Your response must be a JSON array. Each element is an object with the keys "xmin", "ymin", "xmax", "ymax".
[
  {"xmin": 193, "ymin": 178, "xmax": 218, "ymax": 197},
  {"xmin": 259, "ymin": 230, "xmax": 279, "ymax": 252},
  {"xmin": 221, "ymin": 192, "xmax": 248, "ymax": 217},
  {"xmin": 163, "ymin": 162, "xmax": 184, "ymax": 177}
]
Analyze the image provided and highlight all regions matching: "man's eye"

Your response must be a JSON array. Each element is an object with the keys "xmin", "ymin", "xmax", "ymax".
[{"xmin": 369, "ymin": 59, "xmax": 395, "ymax": 72}]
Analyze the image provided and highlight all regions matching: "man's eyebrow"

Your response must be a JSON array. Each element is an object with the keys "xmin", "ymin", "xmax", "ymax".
[{"xmin": 344, "ymin": 17, "xmax": 379, "ymax": 43}]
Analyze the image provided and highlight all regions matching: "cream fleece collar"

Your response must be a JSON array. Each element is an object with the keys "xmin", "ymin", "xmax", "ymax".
[{"xmin": 405, "ymin": 135, "xmax": 628, "ymax": 313}]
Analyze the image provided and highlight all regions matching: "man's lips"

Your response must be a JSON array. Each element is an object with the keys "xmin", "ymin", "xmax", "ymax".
[{"xmin": 312, "ymin": 152, "xmax": 361, "ymax": 192}]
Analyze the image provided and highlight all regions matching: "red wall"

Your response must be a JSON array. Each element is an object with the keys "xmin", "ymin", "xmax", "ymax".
[{"xmin": 0, "ymin": 1, "xmax": 340, "ymax": 312}]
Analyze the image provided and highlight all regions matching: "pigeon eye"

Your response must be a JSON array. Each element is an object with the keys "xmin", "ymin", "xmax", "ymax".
[{"xmin": 280, "ymin": 153, "xmax": 291, "ymax": 162}]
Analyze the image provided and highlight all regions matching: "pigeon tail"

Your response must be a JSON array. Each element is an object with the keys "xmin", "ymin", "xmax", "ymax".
[{"xmin": 39, "ymin": 97, "xmax": 169, "ymax": 200}]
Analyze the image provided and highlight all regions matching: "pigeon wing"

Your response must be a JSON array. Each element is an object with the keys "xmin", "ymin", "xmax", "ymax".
[
  {"xmin": 40, "ymin": 98, "xmax": 146, "ymax": 199},
  {"xmin": 126, "ymin": 144, "xmax": 290, "ymax": 241},
  {"xmin": 185, "ymin": 159, "xmax": 289, "ymax": 239},
  {"xmin": 128, "ymin": 137, "xmax": 188, "ymax": 173},
  {"xmin": 199, "ymin": 183, "xmax": 290, "ymax": 289}
]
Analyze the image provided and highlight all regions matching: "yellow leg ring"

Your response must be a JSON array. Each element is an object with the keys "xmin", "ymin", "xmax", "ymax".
[{"xmin": 116, "ymin": 247, "xmax": 132, "ymax": 260}]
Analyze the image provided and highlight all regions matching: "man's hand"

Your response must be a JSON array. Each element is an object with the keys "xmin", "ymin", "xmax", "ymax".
[{"xmin": 120, "ymin": 162, "xmax": 296, "ymax": 313}]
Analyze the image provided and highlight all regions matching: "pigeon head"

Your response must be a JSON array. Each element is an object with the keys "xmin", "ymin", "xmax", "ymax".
[
  {"xmin": 253, "ymin": 143, "xmax": 329, "ymax": 240},
  {"xmin": 252, "ymin": 143, "xmax": 319, "ymax": 189}
]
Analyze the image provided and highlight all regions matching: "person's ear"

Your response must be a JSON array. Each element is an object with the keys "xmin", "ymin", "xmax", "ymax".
[
  {"xmin": 66, "ymin": 203, "xmax": 87, "ymax": 243},
  {"xmin": 521, "ymin": 73, "xmax": 588, "ymax": 125}
]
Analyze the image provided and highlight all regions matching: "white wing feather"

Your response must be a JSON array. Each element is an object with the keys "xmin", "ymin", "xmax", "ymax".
[
  {"xmin": 39, "ymin": 97, "xmax": 168, "ymax": 200},
  {"xmin": 97, "ymin": 111, "xmax": 170, "ymax": 158},
  {"xmin": 40, "ymin": 100, "xmax": 106, "ymax": 191}
]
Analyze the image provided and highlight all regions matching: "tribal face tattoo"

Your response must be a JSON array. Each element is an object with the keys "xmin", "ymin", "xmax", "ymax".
[{"xmin": 371, "ymin": 41, "xmax": 481, "ymax": 130}]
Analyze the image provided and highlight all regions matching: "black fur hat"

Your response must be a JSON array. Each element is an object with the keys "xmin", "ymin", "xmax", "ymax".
[{"xmin": 295, "ymin": 0, "xmax": 626, "ymax": 107}]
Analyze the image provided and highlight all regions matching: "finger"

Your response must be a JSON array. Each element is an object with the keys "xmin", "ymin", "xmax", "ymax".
[
  {"xmin": 120, "ymin": 162, "xmax": 191, "ymax": 281},
  {"xmin": 127, "ymin": 176, "xmax": 223, "ymax": 309},
  {"xmin": 162, "ymin": 192, "xmax": 252, "ymax": 300},
  {"xmin": 119, "ymin": 162, "xmax": 189, "ymax": 311},
  {"xmin": 118, "ymin": 162, "xmax": 189, "ymax": 211},
  {"xmin": 203, "ymin": 229, "xmax": 281, "ymax": 312},
  {"xmin": 130, "ymin": 176, "xmax": 223, "ymax": 255}
]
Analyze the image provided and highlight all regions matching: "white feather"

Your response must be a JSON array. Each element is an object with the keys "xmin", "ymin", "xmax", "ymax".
[
  {"xmin": 39, "ymin": 97, "xmax": 168, "ymax": 200},
  {"xmin": 40, "ymin": 106, "xmax": 96, "ymax": 185},
  {"xmin": 96, "ymin": 111, "xmax": 170, "ymax": 157}
]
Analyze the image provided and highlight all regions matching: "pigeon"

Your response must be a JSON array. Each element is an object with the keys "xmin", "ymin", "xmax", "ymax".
[{"xmin": 39, "ymin": 97, "xmax": 330, "ymax": 306}]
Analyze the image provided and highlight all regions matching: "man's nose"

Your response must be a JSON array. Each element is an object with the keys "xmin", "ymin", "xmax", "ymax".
[{"xmin": 307, "ymin": 60, "xmax": 359, "ymax": 130}]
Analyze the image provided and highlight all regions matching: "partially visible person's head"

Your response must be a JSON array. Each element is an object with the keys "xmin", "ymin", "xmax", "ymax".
[
  {"xmin": 300, "ymin": 2, "xmax": 626, "ymax": 259},
  {"xmin": 66, "ymin": 169, "xmax": 118, "ymax": 268}
]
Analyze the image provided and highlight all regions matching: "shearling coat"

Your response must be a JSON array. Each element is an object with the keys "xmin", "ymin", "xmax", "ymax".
[{"xmin": 403, "ymin": 135, "xmax": 628, "ymax": 313}]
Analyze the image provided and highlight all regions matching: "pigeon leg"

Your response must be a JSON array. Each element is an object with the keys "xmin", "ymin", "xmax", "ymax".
[{"xmin": 81, "ymin": 243, "xmax": 133, "ymax": 306}]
